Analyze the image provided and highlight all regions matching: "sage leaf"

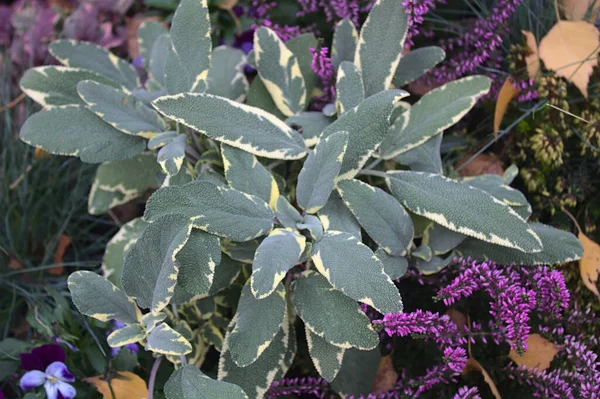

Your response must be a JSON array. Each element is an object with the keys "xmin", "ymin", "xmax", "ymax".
[
  {"xmin": 318, "ymin": 191, "xmax": 361, "ymax": 240},
  {"xmin": 286, "ymin": 112, "xmax": 334, "ymax": 147},
  {"xmin": 157, "ymin": 134, "xmax": 187, "ymax": 176},
  {"xmin": 422, "ymin": 223, "xmax": 466, "ymax": 255},
  {"xmin": 148, "ymin": 131, "xmax": 178, "ymax": 150},
  {"xmin": 176, "ymin": 229, "xmax": 221, "ymax": 296},
  {"xmin": 246, "ymin": 76, "xmax": 286, "ymax": 120},
  {"xmin": 274, "ymin": 196, "xmax": 303, "ymax": 228},
  {"xmin": 107, "ymin": 325, "xmax": 145, "ymax": 348},
  {"xmin": 165, "ymin": 365, "xmax": 248, "ymax": 399},
  {"xmin": 375, "ymin": 248, "xmax": 408, "ymax": 280},
  {"xmin": 209, "ymin": 255, "xmax": 242, "ymax": 296},
  {"xmin": 393, "ymin": 46, "xmax": 445, "ymax": 87},
  {"xmin": 137, "ymin": 20, "xmax": 168, "ymax": 67},
  {"xmin": 336, "ymin": 61, "xmax": 365, "ymax": 115},
  {"xmin": 305, "ymin": 326, "xmax": 345, "ymax": 382},
  {"xmin": 148, "ymin": 33, "xmax": 170, "ymax": 88},
  {"xmin": 207, "ymin": 46, "xmax": 249, "ymax": 102},
  {"xmin": 146, "ymin": 322, "xmax": 192, "ymax": 355},
  {"xmin": 331, "ymin": 348, "xmax": 381, "ymax": 397},
  {"xmin": 394, "ymin": 134, "xmax": 443, "ymax": 174},
  {"xmin": 332, "ymin": 19, "xmax": 359, "ymax": 69},
  {"xmin": 286, "ymin": 33, "xmax": 319, "ymax": 101}
]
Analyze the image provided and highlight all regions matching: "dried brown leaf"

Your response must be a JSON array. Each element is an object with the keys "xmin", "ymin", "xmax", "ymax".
[
  {"xmin": 522, "ymin": 30, "xmax": 540, "ymax": 80},
  {"xmin": 49, "ymin": 234, "xmax": 71, "ymax": 275},
  {"xmin": 456, "ymin": 153, "xmax": 504, "ymax": 177},
  {"xmin": 562, "ymin": 0, "xmax": 600, "ymax": 21},
  {"xmin": 372, "ymin": 355, "xmax": 398, "ymax": 394},
  {"xmin": 494, "ymin": 77, "xmax": 520, "ymax": 133},
  {"xmin": 509, "ymin": 334, "xmax": 560, "ymax": 371},
  {"xmin": 579, "ymin": 231, "xmax": 600, "ymax": 300},
  {"xmin": 463, "ymin": 357, "xmax": 502, "ymax": 399},
  {"xmin": 85, "ymin": 372, "xmax": 148, "ymax": 399}
]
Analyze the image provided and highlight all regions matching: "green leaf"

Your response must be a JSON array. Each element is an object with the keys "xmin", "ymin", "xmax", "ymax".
[
  {"xmin": 332, "ymin": 19, "xmax": 359, "ymax": 69},
  {"xmin": 102, "ymin": 218, "xmax": 149, "ymax": 288},
  {"xmin": 337, "ymin": 179, "xmax": 413, "ymax": 256},
  {"xmin": 393, "ymin": 46, "xmax": 445, "ymax": 87},
  {"xmin": 169, "ymin": 0, "xmax": 212, "ymax": 92},
  {"xmin": 503, "ymin": 164, "xmax": 519, "ymax": 184},
  {"xmin": 209, "ymin": 254, "xmax": 242, "ymax": 296},
  {"xmin": 292, "ymin": 271, "xmax": 379, "ymax": 349},
  {"xmin": 318, "ymin": 191, "xmax": 361, "ymax": 240},
  {"xmin": 122, "ymin": 214, "xmax": 192, "ymax": 313},
  {"xmin": 176, "ymin": 229, "xmax": 221, "ymax": 296},
  {"xmin": 219, "ymin": 317, "xmax": 292, "ymax": 398},
  {"xmin": 320, "ymin": 89, "xmax": 408, "ymax": 180},
  {"xmin": 207, "ymin": 46, "xmax": 249, "ymax": 102},
  {"xmin": 305, "ymin": 326, "xmax": 345, "ymax": 382},
  {"xmin": 148, "ymin": 131, "xmax": 178, "ymax": 150},
  {"xmin": 137, "ymin": 20, "xmax": 168, "ymax": 67},
  {"xmin": 285, "ymin": 33, "xmax": 320, "ymax": 101},
  {"xmin": 297, "ymin": 131, "xmax": 349, "ymax": 213},
  {"xmin": 88, "ymin": 153, "xmax": 162, "ymax": 215},
  {"xmin": 455, "ymin": 223, "xmax": 583, "ymax": 265},
  {"xmin": 146, "ymin": 322, "xmax": 192, "ymax": 355},
  {"xmin": 107, "ymin": 324, "xmax": 145, "ymax": 348},
  {"xmin": 165, "ymin": 365, "xmax": 248, "ymax": 399},
  {"xmin": 297, "ymin": 215, "xmax": 323, "ymax": 241},
  {"xmin": 227, "ymin": 283, "xmax": 287, "ymax": 367},
  {"xmin": 142, "ymin": 312, "xmax": 166, "ymax": 334},
  {"xmin": 394, "ymin": 134, "xmax": 443, "ymax": 174},
  {"xmin": 415, "ymin": 254, "xmax": 453, "ymax": 275},
  {"xmin": 312, "ymin": 231, "xmax": 402, "ymax": 314},
  {"xmin": 222, "ymin": 144, "xmax": 279, "ymax": 208},
  {"xmin": 77, "ymin": 80, "xmax": 166, "ymax": 137},
  {"xmin": 153, "ymin": 93, "xmax": 307, "ymax": 160},
  {"xmin": 386, "ymin": 171, "xmax": 543, "ymax": 252},
  {"xmin": 254, "ymin": 27, "xmax": 306, "ymax": 116},
  {"xmin": 144, "ymin": 180, "xmax": 274, "ymax": 242},
  {"xmin": 221, "ymin": 239, "xmax": 261, "ymax": 264},
  {"xmin": 285, "ymin": 112, "xmax": 334, "ymax": 147},
  {"xmin": 375, "ymin": 248, "xmax": 408, "ymax": 280},
  {"xmin": 20, "ymin": 105, "xmax": 146, "ymax": 163},
  {"xmin": 251, "ymin": 229, "xmax": 305, "ymax": 299},
  {"xmin": 274, "ymin": 196, "xmax": 303, "ymax": 228},
  {"xmin": 330, "ymin": 348, "xmax": 381, "ymax": 397},
  {"xmin": 355, "ymin": 0, "xmax": 408, "ymax": 96},
  {"xmin": 422, "ymin": 222, "xmax": 466, "ymax": 255},
  {"xmin": 67, "ymin": 271, "xmax": 139, "ymax": 324},
  {"xmin": 149, "ymin": 33, "xmax": 170, "ymax": 88},
  {"xmin": 246, "ymin": 76, "xmax": 286, "ymax": 120},
  {"xmin": 463, "ymin": 174, "xmax": 529, "ymax": 207},
  {"xmin": 20, "ymin": 66, "xmax": 121, "ymax": 107},
  {"xmin": 336, "ymin": 62, "xmax": 365, "ymax": 117},
  {"xmin": 49, "ymin": 40, "xmax": 138, "ymax": 89},
  {"xmin": 157, "ymin": 134, "xmax": 187, "ymax": 176},
  {"xmin": 381, "ymin": 76, "xmax": 492, "ymax": 159}
]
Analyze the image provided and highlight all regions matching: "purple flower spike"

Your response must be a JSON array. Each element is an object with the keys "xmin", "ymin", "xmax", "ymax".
[
  {"xmin": 20, "ymin": 361, "xmax": 76, "ymax": 399},
  {"xmin": 453, "ymin": 385, "xmax": 481, "ymax": 399},
  {"xmin": 20, "ymin": 344, "xmax": 66, "ymax": 372}
]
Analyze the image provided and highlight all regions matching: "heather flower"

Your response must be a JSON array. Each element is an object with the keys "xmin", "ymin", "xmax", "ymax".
[
  {"xmin": 20, "ymin": 361, "xmax": 76, "ymax": 399},
  {"xmin": 310, "ymin": 47, "xmax": 336, "ymax": 108},
  {"xmin": 453, "ymin": 385, "xmax": 481, "ymax": 399},
  {"xmin": 267, "ymin": 376, "xmax": 330, "ymax": 398}
]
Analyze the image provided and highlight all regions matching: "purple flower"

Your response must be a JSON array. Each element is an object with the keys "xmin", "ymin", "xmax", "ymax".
[
  {"xmin": 20, "ymin": 344, "xmax": 66, "ymax": 372},
  {"xmin": 20, "ymin": 361, "xmax": 76, "ymax": 399},
  {"xmin": 443, "ymin": 347, "xmax": 467, "ymax": 373},
  {"xmin": 267, "ymin": 376, "xmax": 329, "ymax": 398},
  {"xmin": 310, "ymin": 47, "xmax": 336, "ymax": 109},
  {"xmin": 453, "ymin": 386, "xmax": 481, "ymax": 399}
]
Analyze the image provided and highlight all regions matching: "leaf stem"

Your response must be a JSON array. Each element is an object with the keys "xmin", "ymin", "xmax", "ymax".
[
  {"xmin": 148, "ymin": 356, "xmax": 164, "ymax": 399},
  {"xmin": 357, "ymin": 169, "xmax": 388, "ymax": 179}
]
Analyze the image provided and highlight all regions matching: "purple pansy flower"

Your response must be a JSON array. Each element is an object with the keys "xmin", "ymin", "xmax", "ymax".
[
  {"xmin": 20, "ymin": 361, "xmax": 76, "ymax": 399},
  {"xmin": 20, "ymin": 344, "xmax": 66, "ymax": 372}
]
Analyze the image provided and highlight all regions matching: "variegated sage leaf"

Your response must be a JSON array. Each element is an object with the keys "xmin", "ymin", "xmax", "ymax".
[
  {"xmin": 144, "ymin": 180, "xmax": 274, "ymax": 242},
  {"xmin": 415, "ymin": 254, "xmax": 453, "ymax": 275},
  {"xmin": 318, "ymin": 191, "xmax": 361, "ymax": 240},
  {"xmin": 148, "ymin": 131, "xmax": 178, "ymax": 150},
  {"xmin": 393, "ymin": 46, "xmax": 445, "ymax": 87},
  {"xmin": 412, "ymin": 244, "xmax": 433, "ymax": 261},
  {"xmin": 394, "ymin": 134, "xmax": 443, "ymax": 174},
  {"xmin": 77, "ymin": 81, "xmax": 166, "ymax": 137},
  {"xmin": 286, "ymin": 33, "xmax": 320, "ymax": 100},
  {"xmin": 274, "ymin": 196, "xmax": 303, "ymax": 228},
  {"xmin": 102, "ymin": 217, "xmax": 149, "ymax": 287},
  {"xmin": 122, "ymin": 214, "xmax": 192, "ymax": 313},
  {"xmin": 142, "ymin": 312, "xmax": 166, "ymax": 334},
  {"xmin": 292, "ymin": 271, "xmax": 379, "ymax": 349},
  {"xmin": 246, "ymin": 76, "xmax": 286, "ymax": 120},
  {"xmin": 209, "ymin": 255, "xmax": 242, "ymax": 296},
  {"xmin": 49, "ymin": 40, "xmax": 139, "ymax": 89},
  {"xmin": 219, "ymin": 317, "xmax": 291, "ymax": 398},
  {"xmin": 222, "ymin": 144, "xmax": 279, "ymax": 209},
  {"xmin": 89, "ymin": 153, "xmax": 162, "ymax": 215},
  {"xmin": 67, "ymin": 271, "xmax": 139, "ymax": 324},
  {"xmin": 355, "ymin": 0, "xmax": 408, "ymax": 97},
  {"xmin": 169, "ymin": 0, "xmax": 211, "ymax": 92},
  {"xmin": 336, "ymin": 61, "xmax": 365, "ymax": 115},
  {"xmin": 320, "ymin": 89, "xmax": 408, "ymax": 180},
  {"xmin": 332, "ymin": 19, "xmax": 359, "ymax": 69},
  {"xmin": 137, "ymin": 20, "xmax": 168, "ymax": 67},
  {"xmin": 157, "ymin": 134, "xmax": 187, "ymax": 176},
  {"xmin": 331, "ymin": 348, "xmax": 381, "ymax": 397},
  {"xmin": 221, "ymin": 239, "xmax": 261, "ymax": 264},
  {"xmin": 20, "ymin": 67, "xmax": 121, "ymax": 107},
  {"xmin": 165, "ymin": 365, "xmax": 248, "ymax": 399},
  {"xmin": 153, "ymin": 93, "xmax": 307, "ymax": 160},
  {"xmin": 503, "ymin": 164, "xmax": 519, "ymax": 184},
  {"xmin": 148, "ymin": 33, "xmax": 170, "ymax": 89},
  {"xmin": 176, "ymin": 229, "xmax": 221, "ymax": 296},
  {"xmin": 254, "ymin": 27, "xmax": 306, "ymax": 117},
  {"xmin": 455, "ymin": 223, "xmax": 583, "ymax": 265},
  {"xmin": 20, "ymin": 106, "xmax": 146, "ymax": 163},
  {"xmin": 206, "ymin": 46, "xmax": 249, "ymax": 102},
  {"xmin": 463, "ymin": 174, "xmax": 529, "ymax": 207},
  {"xmin": 297, "ymin": 131, "xmax": 349, "ymax": 214},
  {"xmin": 337, "ymin": 179, "xmax": 413, "ymax": 256},
  {"xmin": 386, "ymin": 171, "xmax": 542, "ymax": 252},
  {"xmin": 297, "ymin": 215, "xmax": 323, "ymax": 241},
  {"xmin": 227, "ymin": 283, "xmax": 286, "ymax": 367},
  {"xmin": 251, "ymin": 229, "xmax": 305, "ymax": 299},
  {"xmin": 107, "ymin": 324, "xmax": 145, "ymax": 348},
  {"xmin": 286, "ymin": 112, "xmax": 334, "ymax": 147},
  {"xmin": 380, "ymin": 76, "xmax": 492, "ymax": 159},
  {"xmin": 305, "ymin": 326, "xmax": 345, "ymax": 382},
  {"xmin": 311, "ymin": 231, "xmax": 402, "ymax": 314},
  {"xmin": 422, "ymin": 223, "xmax": 466, "ymax": 255},
  {"xmin": 375, "ymin": 248, "xmax": 408, "ymax": 280},
  {"xmin": 146, "ymin": 322, "xmax": 192, "ymax": 355}
]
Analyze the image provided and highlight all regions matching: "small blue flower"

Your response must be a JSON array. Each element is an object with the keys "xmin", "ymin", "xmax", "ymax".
[{"xmin": 20, "ymin": 361, "xmax": 76, "ymax": 399}]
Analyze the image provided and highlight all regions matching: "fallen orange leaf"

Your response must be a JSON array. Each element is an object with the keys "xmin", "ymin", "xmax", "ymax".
[
  {"xmin": 456, "ymin": 153, "xmax": 504, "ymax": 177},
  {"xmin": 521, "ymin": 30, "xmax": 540, "ymax": 80},
  {"xmin": 538, "ymin": 21, "xmax": 600, "ymax": 98},
  {"xmin": 463, "ymin": 357, "xmax": 502, "ymax": 399},
  {"xmin": 446, "ymin": 309, "xmax": 467, "ymax": 332},
  {"xmin": 85, "ymin": 372, "xmax": 148, "ymax": 399},
  {"xmin": 509, "ymin": 334, "xmax": 560, "ymax": 371},
  {"xmin": 494, "ymin": 77, "xmax": 521, "ymax": 134},
  {"xmin": 49, "ymin": 234, "xmax": 71, "ymax": 275},
  {"xmin": 579, "ymin": 231, "xmax": 600, "ymax": 300},
  {"xmin": 372, "ymin": 355, "xmax": 398, "ymax": 394},
  {"xmin": 562, "ymin": 0, "xmax": 600, "ymax": 21}
]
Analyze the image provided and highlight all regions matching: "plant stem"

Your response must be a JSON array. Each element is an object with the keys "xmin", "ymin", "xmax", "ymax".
[
  {"xmin": 357, "ymin": 169, "xmax": 388, "ymax": 178},
  {"xmin": 148, "ymin": 356, "xmax": 164, "ymax": 399}
]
